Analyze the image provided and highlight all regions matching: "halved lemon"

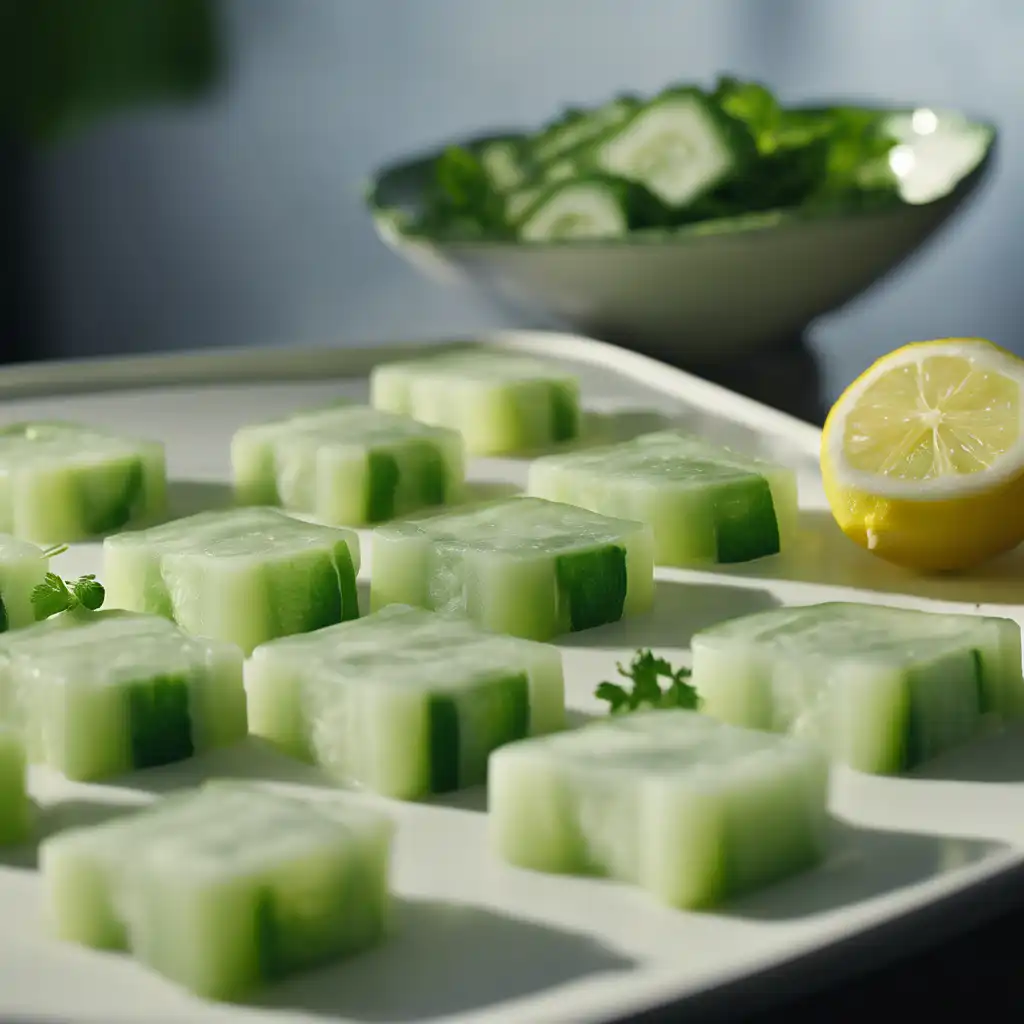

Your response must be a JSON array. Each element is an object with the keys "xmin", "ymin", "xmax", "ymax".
[{"xmin": 821, "ymin": 337, "xmax": 1024, "ymax": 572}]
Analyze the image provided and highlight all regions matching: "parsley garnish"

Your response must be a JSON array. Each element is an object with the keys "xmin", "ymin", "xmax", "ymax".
[
  {"xmin": 31, "ymin": 544, "xmax": 105, "ymax": 621},
  {"xmin": 595, "ymin": 649, "xmax": 701, "ymax": 715}
]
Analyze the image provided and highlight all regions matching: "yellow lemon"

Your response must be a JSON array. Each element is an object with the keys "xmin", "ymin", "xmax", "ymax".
[{"xmin": 821, "ymin": 337, "xmax": 1024, "ymax": 572}]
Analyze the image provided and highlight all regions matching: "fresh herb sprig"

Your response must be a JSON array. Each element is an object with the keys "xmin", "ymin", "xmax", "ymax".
[
  {"xmin": 30, "ymin": 544, "xmax": 106, "ymax": 621},
  {"xmin": 595, "ymin": 648, "xmax": 701, "ymax": 715}
]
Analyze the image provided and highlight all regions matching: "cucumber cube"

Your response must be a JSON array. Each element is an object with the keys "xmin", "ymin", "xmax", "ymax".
[
  {"xmin": 690, "ymin": 602, "xmax": 1024, "ymax": 775},
  {"xmin": 528, "ymin": 430, "xmax": 798, "ymax": 566},
  {"xmin": 489, "ymin": 710, "xmax": 828, "ymax": 909},
  {"xmin": 0, "ymin": 609, "xmax": 246, "ymax": 781},
  {"xmin": 0, "ymin": 534, "xmax": 52, "ymax": 631},
  {"xmin": 370, "ymin": 496, "xmax": 654, "ymax": 641},
  {"xmin": 0, "ymin": 725, "xmax": 29, "ymax": 846},
  {"xmin": 370, "ymin": 351, "xmax": 581, "ymax": 455},
  {"xmin": 247, "ymin": 604, "xmax": 565, "ymax": 799},
  {"xmin": 39, "ymin": 783, "xmax": 393, "ymax": 1000},
  {"xmin": 103, "ymin": 507, "xmax": 360, "ymax": 654},
  {"xmin": 231, "ymin": 404, "xmax": 465, "ymax": 526},
  {"xmin": 0, "ymin": 421, "xmax": 165, "ymax": 543}
]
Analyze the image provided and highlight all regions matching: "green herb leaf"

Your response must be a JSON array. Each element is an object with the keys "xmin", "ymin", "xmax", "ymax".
[
  {"xmin": 595, "ymin": 648, "xmax": 701, "ymax": 715},
  {"xmin": 70, "ymin": 575, "xmax": 105, "ymax": 612},
  {"xmin": 712, "ymin": 76, "xmax": 782, "ymax": 153},
  {"xmin": 39, "ymin": 544, "xmax": 69, "ymax": 559},
  {"xmin": 31, "ymin": 570, "xmax": 106, "ymax": 620},
  {"xmin": 594, "ymin": 680, "xmax": 630, "ymax": 712},
  {"xmin": 31, "ymin": 573, "xmax": 75, "ymax": 621}
]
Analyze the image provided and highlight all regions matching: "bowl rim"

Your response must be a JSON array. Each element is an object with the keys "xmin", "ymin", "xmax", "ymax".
[{"xmin": 366, "ymin": 102, "xmax": 998, "ymax": 251}]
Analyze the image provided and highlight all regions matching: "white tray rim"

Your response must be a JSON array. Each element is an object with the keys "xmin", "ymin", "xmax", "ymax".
[{"xmin": 0, "ymin": 330, "xmax": 823, "ymax": 456}]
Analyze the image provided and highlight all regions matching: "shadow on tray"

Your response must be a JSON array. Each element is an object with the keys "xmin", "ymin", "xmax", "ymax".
[
  {"xmin": 165, "ymin": 479, "xmax": 236, "ymax": 519},
  {"xmin": 428, "ymin": 709, "xmax": 602, "ymax": 813},
  {"xmin": 724, "ymin": 819, "xmax": 1008, "ymax": 923},
  {"xmin": 560, "ymin": 577, "xmax": 781, "ymax": 652},
  {"xmin": 719, "ymin": 508, "xmax": 1024, "ymax": 607},
  {"xmin": 485, "ymin": 408, "xmax": 676, "ymax": 464},
  {"xmin": 908, "ymin": 721, "xmax": 1024, "ymax": 783},
  {"xmin": 120, "ymin": 736, "xmax": 341, "ymax": 796},
  {"xmin": 0, "ymin": 796, "xmax": 145, "ymax": 871},
  {"xmin": 248, "ymin": 896, "xmax": 635, "ymax": 1022}
]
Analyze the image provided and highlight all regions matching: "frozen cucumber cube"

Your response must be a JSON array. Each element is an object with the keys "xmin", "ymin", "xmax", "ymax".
[
  {"xmin": 0, "ymin": 725, "xmax": 29, "ymax": 846},
  {"xmin": 690, "ymin": 602, "xmax": 1024, "ymax": 775},
  {"xmin": 489, "ymin": 710, "xmax": 828, "ymax": 909},
  {"xmin": 103, "ymin": 507, "xmax": 360, "ymax": 655},
  {"xmin": 0, "ymin": 609, "xmax": 246, "ymax": 781},
  {"xmin": 370, "ymin": 350, "xmax": 581, "ymax": 455},
  {"xmin": 528, "ymin": 429, "xmax": 798, "ymax": 566},
  {"xmin": 0, "ymin": 534, "xmax": 52, "ymax": 630},
  {"xmin": 247, "ymin": 604, "xmax": 565, "ymax": 799},
  {"xmin": 231, "ymin": 403, "xmax": 465, "ymax": 526},
  {"xmin": 0, "ymin": 421, "xmax": 165, "ymax": 543},
  {"xmin": 40, "ymin": 782, "xmax": 393, "ymax": 1000},
  {"xmin": 370, "ymin": 496, "xmax": 654, "ymax": 641}
]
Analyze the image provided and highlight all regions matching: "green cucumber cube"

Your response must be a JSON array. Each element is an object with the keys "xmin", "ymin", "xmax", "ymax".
[
  {"xmin": 370, "ymin": 351, "xmax": 581, "ymax": 455},
  {"xmin": 690, "ymin": 602, "xmax": 1024, "ymax": 775},
  {"xmin": 103, "ymin": 507, "xmax": 360, "ymax": 655},
  {"xmin": 232, "ymin": 404, "xmax": 465, "ymax": 525},
  {"xmin": 0, "ymin": 609, "xmax": 246, "ymax": 781},
  {"xmin": 247, "ymin": 604, "xmax": 565, "ymax": 799},
  {"xmin": 528, "ymin": 429, "xmax": 798, "ymax": 566},
  {"xmin": 0, "ymin": 725, "xmax": 29, "ymax": 846},
  {"xmin": 40, "ymin": 783, "xmax": 393, "ymax": 1000},
  {"xmin": 370, "ymin": 496, "xmax": 654, "ymax": 641},
  {"xmin": 0, "ymin": 534, "xmax": 52, "ymax": 631},
  {"xmin": 489, "ymin": 710, "xmax": 828, "ymax": 909},
  {"xmin": 0, "ymin": 421, "xmax": 165, "ymax": 543}
]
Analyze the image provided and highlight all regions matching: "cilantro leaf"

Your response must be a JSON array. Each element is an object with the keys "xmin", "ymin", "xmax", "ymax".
[
  {"xmin": 31, "ymin": 570, "xmax": 106, "ymax": 621},
  {"xmin": 594, "ymin": 648, "xmax": 701, "ymax": 715},
  {"xmin": 70, "ymin": 575, "xmax": 105, "ymax": 612},
  {"xmin": 594, "ymin": 680, "xmax": 630, "ymax": 712},
  {"xmin": 31, "ymin": 573, "xmax": 75, "ymax": 620}
]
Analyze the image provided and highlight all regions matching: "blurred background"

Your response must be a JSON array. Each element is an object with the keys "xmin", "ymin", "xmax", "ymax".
[{"xmin": 2, "ymin": 0, "xmax": 1020, "ymax": 423}]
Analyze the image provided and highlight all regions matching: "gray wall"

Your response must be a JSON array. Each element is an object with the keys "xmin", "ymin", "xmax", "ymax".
[{"xmin": 27, "ymin": 0, "xmax": 1024, "ymax": 400}]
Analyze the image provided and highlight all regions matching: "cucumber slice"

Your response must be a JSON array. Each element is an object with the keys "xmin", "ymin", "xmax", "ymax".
[
  {"xmin": 518, "ymin": 179, "xmax": 629, "ymax": 241},
  {"xmin": 532, "ymin": 97, "xmax": 638, "ymax": 166},
  {"xmin": 232, "ymin": 404, "xmax": 464, "ymax": 526},
  {"xmin": 0, "ymin": 534, "xmax": 51, "ymax": 630},
  {"xmin": 592, "ymin": 89, "xmax": 753, "ymax": 208},
  {"xmin": 246, "ymin": 604, "xmax": 565, "ymax": 799},
  {"xmin": 39, "ymin": 782, "xmax": 393, "ymax": 1000},
  {"xmin": 505, "ymin": 186, "xmax": 546, "ymax": 225},
  {"xmin": 0, "ymin": 609, "xmax": 246, "ymax": 780},
  {"xmin": 370, "ymin": 350, "xmax": 582, "ymax": 455},
  {"xmin": 527, "ymin": 429, "xmax": 798, "ymax": 566},
  {"xmin": 690, "ymin": 602, "xmax": 1024, "ymax": 774},
  {"xmin": 103, "ymin": 507, "xmax": 360, "ymax": 655},
  {"xmin": 0, "ymin": 422, "xmax": 166, "ymax": 543},
  {"xmin": 370, "ymin": 496, "xmax": 654, "ymax": 641},
  {"xmin": 0, "ymin": 725, "xmax": 29, "ymax": 846},
  {"xmin": 478, "ymin": 139, "xmax": 528, "ymax": 192},
  {"xmin": 504, "ymin": 157, "xmax": 584, "ymax": 226},
  {"xmin": 489, "ymin": 709, "xmax": 828, "ymax": 908}
]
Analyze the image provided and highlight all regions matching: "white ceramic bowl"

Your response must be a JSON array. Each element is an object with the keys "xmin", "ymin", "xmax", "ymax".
[{"xmin": 368, "ymin": 107, "xmax": 996, "ymax": 360}]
